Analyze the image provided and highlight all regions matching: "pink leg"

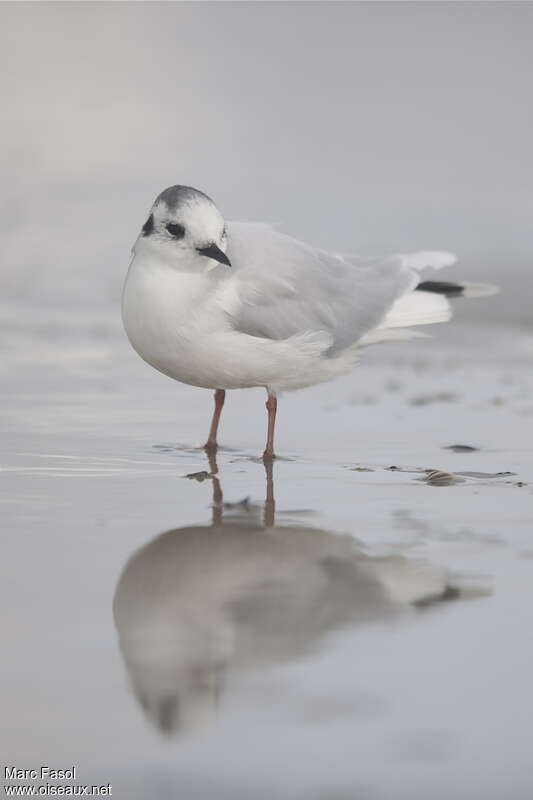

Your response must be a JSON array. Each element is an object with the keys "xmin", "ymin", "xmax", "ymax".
[
  {"xmin": 263, "ymin": 392, "xmax": 277, "ymax": 462},
  {"xmin": 204, "ymin": 389, "xmax": 225, "ymax": 452}
]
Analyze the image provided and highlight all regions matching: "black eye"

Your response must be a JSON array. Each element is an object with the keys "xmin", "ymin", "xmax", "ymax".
[{"xmin": 166, "ymin": 222, "xmax": 185, "ymax": 239}]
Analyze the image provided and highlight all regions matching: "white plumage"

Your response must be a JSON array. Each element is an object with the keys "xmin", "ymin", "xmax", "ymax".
[
  {"xmin": 124, "ymin": 221, "xmax": 458, "ymax": 392},
  {"xmin": 122, "ymin": 185, "xmax": 497, "ymax": 456}
]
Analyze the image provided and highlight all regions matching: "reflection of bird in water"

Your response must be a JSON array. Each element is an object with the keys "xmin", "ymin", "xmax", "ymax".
[{"xmin": 113, "ymin": 456, "xmax": 457, "ymax": 736}]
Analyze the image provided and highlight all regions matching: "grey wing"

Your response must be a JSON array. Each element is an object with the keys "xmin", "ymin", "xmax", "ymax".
[{"xmin": 220, "ymin": 222, "xmax": 418, "ymax": 354}]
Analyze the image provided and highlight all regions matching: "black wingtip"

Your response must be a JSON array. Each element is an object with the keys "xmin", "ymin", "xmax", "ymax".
[{"xmin": 416, "ymin": 280, "xmax": 465, "ymax": 298}]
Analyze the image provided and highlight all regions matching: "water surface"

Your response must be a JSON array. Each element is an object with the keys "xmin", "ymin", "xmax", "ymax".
[{"xmin": 2, "ymin": 310, "xmax": 533, "ymax": 799}]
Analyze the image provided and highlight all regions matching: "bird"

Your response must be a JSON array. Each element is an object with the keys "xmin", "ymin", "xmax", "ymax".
[{"xmin": 122, "ymin": 185, "xmax": 497, "ymax": 459}]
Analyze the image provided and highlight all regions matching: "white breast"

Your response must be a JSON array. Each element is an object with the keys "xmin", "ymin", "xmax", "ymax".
[{"xmin": 122, "ymin": 254, "xmax": 227, "ymax": 387}]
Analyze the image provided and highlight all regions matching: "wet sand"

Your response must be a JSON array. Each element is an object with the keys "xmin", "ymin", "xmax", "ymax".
[{"xmin": 2, "ymin": 309, "xmax": 533, "ymax": 799}]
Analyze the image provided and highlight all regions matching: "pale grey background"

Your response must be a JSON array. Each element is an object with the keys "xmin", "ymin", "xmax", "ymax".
[{"xmin": 1, "ymin": 1, "xmax": 531, "ymax": 323}]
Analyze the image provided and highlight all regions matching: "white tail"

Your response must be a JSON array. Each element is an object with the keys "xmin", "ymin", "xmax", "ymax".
[
  {"xmin": 358, "ymin": 291, "xmax": 451, "ymax": 347},
  {"xmin": 357, "ymin": 249, "xmax": 498, "ymax": 348},
  {"xmin": 380, "ymin": 290, "xmax": 452, "ymax": 329},
  {"xmin": 457, "ymin": 282, "xmax": 499, "ymax": 298}
]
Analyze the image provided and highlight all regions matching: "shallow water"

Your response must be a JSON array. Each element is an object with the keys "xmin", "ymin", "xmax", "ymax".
[{"xmin": 2, "ymin": 309, "xmax": 533, "ymax": 799}]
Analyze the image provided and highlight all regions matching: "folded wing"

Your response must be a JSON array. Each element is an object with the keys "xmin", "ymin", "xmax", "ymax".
[{"xmin": 219, "ymin": 222, "xmax": 454, "ymax": 354}]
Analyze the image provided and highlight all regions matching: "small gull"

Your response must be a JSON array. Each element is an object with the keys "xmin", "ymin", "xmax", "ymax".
[{"xmin": 122, "ymin": 185, "xmax": 496, "ymax": 459}]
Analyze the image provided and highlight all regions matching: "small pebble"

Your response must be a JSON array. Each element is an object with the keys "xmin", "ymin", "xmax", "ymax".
[
  {"xmin": 185, "ymin": 470, "xmax": 212, "ymax": 482},
  {"xmin": 423, "ymin": 470, "xmax": 465, "ymax": 487}
]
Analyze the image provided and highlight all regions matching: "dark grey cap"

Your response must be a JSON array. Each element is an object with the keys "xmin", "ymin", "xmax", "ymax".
[{"xmin": 155, "ymin": 185, "xmax": 214, "ymax": 212}]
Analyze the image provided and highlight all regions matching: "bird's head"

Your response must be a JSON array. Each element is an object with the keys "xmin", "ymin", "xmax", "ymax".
[{"xmin": 134, "ymin": 185, "xmax": 231, "ymax": 270}]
